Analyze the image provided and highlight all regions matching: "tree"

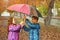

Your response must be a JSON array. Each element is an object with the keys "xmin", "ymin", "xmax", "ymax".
[{"xmin": 44, "ymin": 0, "xmax": 55, "ymax": 26}]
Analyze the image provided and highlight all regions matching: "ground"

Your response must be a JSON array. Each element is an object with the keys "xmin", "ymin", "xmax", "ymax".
[{"xmin": 0, "ymin": 21, "xmax": 60, "ymax": 40}]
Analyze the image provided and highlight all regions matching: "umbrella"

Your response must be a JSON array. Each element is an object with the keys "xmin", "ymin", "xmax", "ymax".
[
  {"xmin": 7, "ymin": 4, "xmax": 30, "ymax": 15},
  {"xmin": 35, "ymin": 9, "xmax": 42, "ymax": 17},
  {"xmin": 30, "ymin": 6, "xmax": 42, "ymax": 17},
  {"xmin": 7, "ymin": 4, "xmax": 42, "ymax": 17}
]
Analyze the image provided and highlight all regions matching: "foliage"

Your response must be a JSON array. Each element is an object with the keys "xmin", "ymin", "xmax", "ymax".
[
  {"xmin": 58, "ymin": 9, "xmax": 60, "ymax": 16},
  {"xmin": 36, "ymin": 5, "xmax": 47, "ymax": 16},
  {"xmin": 55, "ymin": 0, "xmax": 60, "ymax": 16},
  {"xmin": 55, "ymin": 2, "xmax": 60, "ymax": 8}
]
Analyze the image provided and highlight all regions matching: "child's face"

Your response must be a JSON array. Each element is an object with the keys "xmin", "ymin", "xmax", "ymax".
[
  {"xmin": 12, "ymin": 18, "xmax": 16, "ymax": 24},
  {"xmin": 32, "ymin": 18, "xmax": 37, "ymax": 23}
]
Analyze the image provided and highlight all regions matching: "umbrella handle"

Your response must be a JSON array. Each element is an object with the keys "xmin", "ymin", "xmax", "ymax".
[{"xmin": 23, "ymin": 16, "xmax": 29, "ymax": 28}]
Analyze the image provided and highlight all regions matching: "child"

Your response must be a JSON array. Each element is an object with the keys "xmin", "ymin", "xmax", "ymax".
[
  {"xmin": 8, "ymin": 17, "xmax": 23, "ymax": 40},
  {"xmin": 23, "ymin": 16, "xmax": 40, "ymax": 40}
]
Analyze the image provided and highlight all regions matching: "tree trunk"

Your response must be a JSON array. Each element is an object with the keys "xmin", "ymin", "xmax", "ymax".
[{"xmin": 44, "ymin": 0, "xmax": 55, "ymax": 26}]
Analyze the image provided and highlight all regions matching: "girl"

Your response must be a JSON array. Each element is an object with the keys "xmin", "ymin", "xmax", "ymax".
[{"xmin": 8, "ymin": 17, "xmax": 23, "ymax": 40}]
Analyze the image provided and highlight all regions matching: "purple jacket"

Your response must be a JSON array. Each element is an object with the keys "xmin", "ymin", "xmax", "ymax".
[{"xmin": 8, "ymin": 24, "xmax": 21, "ymax": 40}]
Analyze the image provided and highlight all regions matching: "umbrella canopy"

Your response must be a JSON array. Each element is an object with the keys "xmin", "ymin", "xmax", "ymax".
[
  {"xmin": 30, "ymin": 6, "xmax": 42, "ymax": 17},
  {"xmin": 7, "ymin": 4, "xmax": 30, "ymax": 15},
  {"xmin": 35, "ymin": 9, "xmax": 42, "ymax": 17},
  {"xmin": 7, "ymin": 4, "xmax": 42, "ymax": 17}
]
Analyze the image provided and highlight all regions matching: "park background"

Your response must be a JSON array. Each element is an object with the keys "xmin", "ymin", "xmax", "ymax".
[{"xmin": 0, "ymin": 0, "xmax": 60, "ymax": 40}]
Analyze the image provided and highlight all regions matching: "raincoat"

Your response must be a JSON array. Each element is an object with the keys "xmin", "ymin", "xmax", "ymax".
[
  {"xmin": 8, "ymin": 24, "xmax": 21, "ymax": 40},
  {"xmin": 23, "ymin": 19, "xmax": 40, "ymax": 40}
]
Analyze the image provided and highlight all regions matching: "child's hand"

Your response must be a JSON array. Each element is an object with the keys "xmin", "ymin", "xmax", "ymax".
[
  {"xmin": 20, "ymin": 21, "xmax": 24, "ymax": 28},
  {"xmin": 23, "ymin": 15, "xmax": 26, "ymax": 20},
  {"xmin": 20, "ymin": 21, "xmax": 24, "ymax": 25}
]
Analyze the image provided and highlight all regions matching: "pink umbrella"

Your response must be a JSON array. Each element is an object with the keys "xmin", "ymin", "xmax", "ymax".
[{"xmin": 7, "ymin": 4, "xmax": 30, "ymax": 15}]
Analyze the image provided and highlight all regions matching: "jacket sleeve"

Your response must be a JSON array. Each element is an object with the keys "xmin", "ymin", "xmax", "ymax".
[
  {"xmin": 9, "ymin": 24, "xmax": 21, "ymax": 32},
  {"xmin": 23, "ymin": 25, "xmax": 30, "ymax": 32},
  {"xmin": 30, "ymin": 23, "xmax": 40, "ymax": 29},
  {"xmin": 25, "ymin": 19, "xmax": 40, "ymax": 29}
]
